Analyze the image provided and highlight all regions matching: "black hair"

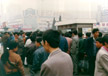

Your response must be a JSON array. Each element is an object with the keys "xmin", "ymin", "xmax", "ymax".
[
  {"xmin": 4, "ymin": 32, "xmax": 9, "ymax": 35},
  {"xmin": 26, "ymin": 32, "xmax": 32, "ymax": 37},
  {"xmin": 37, "ymin": 31, "xmax": 43, "ymax": 37},
  {"xmin": 69, "ymin": 31, "xmax": 72, "ymax": 34},
  {"xmin": 36, "ymin": 37, "xmax": 42, "ymax": 44},
  {"xmin": 14, "ymin": 32, "xmax": 20, "ymax": 36},
  {"xmin": 102, "ymin": 35, "xmax": 108, "ymax": 45},
  {"xmin": 1, "ymin": 41, "xmax": 18, "ymax": 64},
  {"xmin": 30, "ymin": 32, "xmax": 37, "ymax": 42},
  {"xmin": 42, "ymin": 29, "xmax": 60, "ymax": 48},
  {"xmin": 72, "ymin": 30, "xmax": 77, "ymax": 35},
  {"xmin": 64, "ymin": 32, "xmax": 71, "ymax": 38},
  {"xmin": 8, "ymin": 41, "xmax": 18, "ymax": 50},
  {"xmin": 22, "ymin": 32, "xmax": 25, "ymax": 34},
  {"xmin": 20, "ymin": 30, "xmax": 24, "ymax": 32},
  {"xmin": 86, "ymin": 32, "xmax": 91, "ymax": 37},
  {"xmin": 21, "ymin": 32, "xmax": 25, "ymax": 36},
  {"xmin": 58, "ymin": 30, "xmax": 63, "ymax": 35},
  {"xmin": 78, "ymin": 32, "xmax": 83, "ymax": 38},
  {"xmin": 96, "ymin": 37, "xmax": 103, "ymax": 44},
  {"xmin": 92, "ymin": 28, "xmax": 99, "ymax": 34},
  {"xmin": 9, "ymin": 33, "xmax": 13, "ymax": 36},
  {"xmin": 99, "ymin": 32, "xmax": 103, "ymax": 37}
]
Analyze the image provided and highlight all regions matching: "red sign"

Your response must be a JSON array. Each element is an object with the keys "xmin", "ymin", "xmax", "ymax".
[{"xmin": 12, "ymin": 25, "xmax": 21, "ymax": 28}]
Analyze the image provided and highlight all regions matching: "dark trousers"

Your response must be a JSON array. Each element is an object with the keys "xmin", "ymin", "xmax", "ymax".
[
  {"xmin": 71, "ymin": 54, "xmax": 78, "ymax": 74},
  {"xmin": 89, "ymin": 56, "xmax": 96, "ymax": 76}
]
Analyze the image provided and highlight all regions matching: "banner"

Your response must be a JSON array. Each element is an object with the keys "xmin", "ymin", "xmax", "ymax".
[{"xmin": 93, "ymin": 22, "xmax": 108, "ymax": 32}]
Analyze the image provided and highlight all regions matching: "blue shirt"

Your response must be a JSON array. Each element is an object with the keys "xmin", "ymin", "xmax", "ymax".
[
  {"xmin": 59, "ymin": 36, "xmax": 68, "ymax": 52},
  {"xmin": 32, "ymin": 46, "xmax": 49, "ymax": 72}
]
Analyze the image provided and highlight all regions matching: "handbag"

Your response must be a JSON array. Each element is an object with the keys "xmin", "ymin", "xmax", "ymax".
[{"xmin": 78, "ymin": 56, "xmax": 89, "ymax": 73}]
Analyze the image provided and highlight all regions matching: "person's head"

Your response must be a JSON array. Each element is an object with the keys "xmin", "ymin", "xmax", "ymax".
[
  {"xmin": 35, "ymin": 37, "xmax": 42, "ymax": 47},
  {"xmin": 22, "ymin": 32, "xmax": 26, "ymax": 38},
  {"xmin": 42, "ymin": 29, "xmax": 60, "ymax": 53},
  {"xmin": 64, "ymin": 32, "xmax": 71, "ymax": 38},
  {"xmin": 96, "ymin": 37, "xmax": 103, "ymax": 49},
  {"xmin": 9, "ymin": 33, "xmax": 13, "ymax": 37},
  {"xmin": 102, "ymin": 35, "xmax": 108, "ymax": 48},
  {"xmin": 30, "ymin": 32, "xmax": 37, "ymax": 42},
  {"xmin": 86, "ymin": 32, "xmax": 91, "ymax": 38},
  {"xmin": 92, "ymin": 28, "xmax": 99, "ymax": 39},
  {"xmin": 1, "ymin": 41, "xmax": 18, "ymax": 64},
  {"xmin": 14, "ymin": 32, "xmax": 20, "ymax": 39},
  {"xmin": 99, "ymin": 32, "xmax": 102, "ymax": 37},
  {"xmin": 4, "ymin": 32, "xmax": 10, "ymax": 37},
  {"xmin": 72, "ymin": 30, "xmax": 77, "ymax": 37},
  {"xmin": 8, "ymin": 41, "xmax": 18, "ymax": 52},
  {"xmin": 4, "ymin": 32, "xmax": 9, "ymax": 35},
  {"xmin": 37, "ymin": 31, "xmax": 43, "ymax": 37},
  {"xmin": 78, "ymin": 32, "xmax": 83, "ymax": 38},
  {"xmin": 26, "ymin": 32, "xmax": 32, "ymax": 38}
]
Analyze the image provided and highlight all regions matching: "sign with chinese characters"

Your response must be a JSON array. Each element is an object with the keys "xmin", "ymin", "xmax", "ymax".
[{"xmin": 93, "ymin": 23, "xmax": 108, "ymax": 32}]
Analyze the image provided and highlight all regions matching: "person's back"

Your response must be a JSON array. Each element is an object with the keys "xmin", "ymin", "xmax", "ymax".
[
  {"xmin": 78, "ymin": 38, "xmax": 85, "ymax": 60},
  {"xmin": 79, "ymin": 38, "xmax": 85, "ymax": 52},
  {"xmin": 65, "ymin": 37, "xmax": 72, "ymax": 54},
  {"xmin": 4, "ymin": 52, "xmax": 24, "ymax": 74},
  {"xmin": 78, "ymin": 33, "xmax": 85, "ymax": 60},
  {"xmin": 1, "ymin": 41, "xmax": 25, "ymax": 76},
  {"xmin": 40, "ymin": 29, "xmax": 73, "ymax": 76},
  {"xmin": 59, "ymin": 36, "xmax": 68, "ymax": 52},
  {"xmin": 40, "ymin": 48, "xmax": 73, "ymax": 76},
  {"xmin": 71, "ymin": 35, "xmax": 79, "ymax": 54},
  {"xmin": 26, "ymin": 42, "xmax": 36, "ymax": 65},
  {"xmin": 32, "ymin": 47, "xmax": 49, "ymax": 72}
]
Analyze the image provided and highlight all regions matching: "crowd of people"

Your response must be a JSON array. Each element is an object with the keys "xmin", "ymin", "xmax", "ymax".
[{"xmin": 0, "ymin": 28, "xmax": 108, "ymax": 76}]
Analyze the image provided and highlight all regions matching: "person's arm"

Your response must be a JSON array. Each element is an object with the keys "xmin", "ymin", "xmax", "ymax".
[
  {"xmin": 99, "ymin": 54, "xmax": 108, "ymax": 72},
  {"xmin": 17, "ymin": 55, "xmax": 25, "ymax": 76},
  {"xmin": 32, "ymin": 50, "xmax": 40, "ymax": 72},
  {"xmin": 65, "ymin": 38, "xmax": 68, "ymax": 53},
  {"xmin": 67, "ymin": 39, "xmax": 72, "ymax": 54},
  {"xmin": 40, "ymin": 64, "xmax": 52, "ymax": 76}
]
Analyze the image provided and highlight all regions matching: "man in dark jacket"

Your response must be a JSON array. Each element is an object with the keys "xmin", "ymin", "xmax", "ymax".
[
  {"xmin": 26, "ymin": 32, "xmax": 37, "ymax": 65},
  {"xmin": 78, "ymin": 32, "xmax": 85, "ymax": 60},
  {"xmin": 30, "ymin": 37, "xmax": 49, "ymax": 76},
  {"xmin": 85, "ymin": 28, "xmax": 99, "ymax": 76}
]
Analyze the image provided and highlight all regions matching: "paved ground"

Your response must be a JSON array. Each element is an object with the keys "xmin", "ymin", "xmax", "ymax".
[{"xmin": 24, "ymin": 67, "xmax": 30, "ymax": 76}]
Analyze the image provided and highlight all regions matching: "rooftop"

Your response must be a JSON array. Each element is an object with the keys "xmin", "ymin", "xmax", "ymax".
[{"xmin": 55, "ymin": 19, "xmax": 97, "ymax": 26}]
